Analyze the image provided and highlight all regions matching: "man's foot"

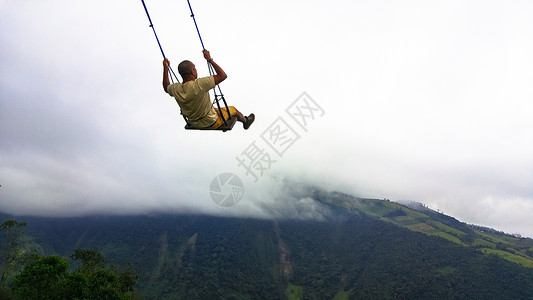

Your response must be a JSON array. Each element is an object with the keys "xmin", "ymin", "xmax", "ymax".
[{"xmin": 244, "ymin": 113, "xmax": 255, "ymax": 130}]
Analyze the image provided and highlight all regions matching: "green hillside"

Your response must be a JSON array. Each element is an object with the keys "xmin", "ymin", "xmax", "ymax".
[
  {"xmin": 308, "ymin": 188, "xmax": 533, "ymax": 268},
  {"xmin": 2, "ymin": 188, "xmax": 533, "ymax": 299}
]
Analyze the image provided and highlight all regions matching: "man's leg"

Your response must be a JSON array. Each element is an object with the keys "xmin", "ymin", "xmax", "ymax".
[
  {"xmin": 233, "ymin": 109, "xmax": 246, "ymax": 123},
  {"xmin": 228, "ymin": 107, "xmax": 254, "ymax": 129}
]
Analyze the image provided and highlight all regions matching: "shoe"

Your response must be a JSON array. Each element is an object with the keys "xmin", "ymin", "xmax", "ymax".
[{"xmin": 244, "ymin": 113, "xmax": 255, "ymax": 130}]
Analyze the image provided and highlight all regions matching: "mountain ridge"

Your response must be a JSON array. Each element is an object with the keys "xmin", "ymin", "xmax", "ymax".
[
  {"xmin": 1, "ymin": 186, "xmax": 533, "ymax": 299},
  {"xmin": 303, "ymin": 186, "xmax": 533, "ymax": 268}
]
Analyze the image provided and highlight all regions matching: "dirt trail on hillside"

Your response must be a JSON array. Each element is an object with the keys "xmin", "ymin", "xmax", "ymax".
[{"xmin": 274, "ymin": 221, "xmax": 293, "ymax": 280}]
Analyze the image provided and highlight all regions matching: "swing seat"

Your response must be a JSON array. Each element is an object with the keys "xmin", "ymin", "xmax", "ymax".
[{"xmin": 184, "ymin": 117, "xmax": 237, "ymax": 132}]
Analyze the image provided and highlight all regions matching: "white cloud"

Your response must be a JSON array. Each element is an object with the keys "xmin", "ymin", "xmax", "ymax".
[{"xmin": 1, "ymin": 0, "xmax": 533, "ymax": 237}]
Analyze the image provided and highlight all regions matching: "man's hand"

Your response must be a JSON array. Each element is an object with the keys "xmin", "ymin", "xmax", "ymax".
[
  {"xmin": 163, "ymin": 58, "xmax": 170, "ymax": 92},
  {"xmin": 202, "ymin": 50, "xmax": 212, "ymax": 61},
  {"xmin": 202, "ymin": 49, "xmax": 226, "ymax": 85}
]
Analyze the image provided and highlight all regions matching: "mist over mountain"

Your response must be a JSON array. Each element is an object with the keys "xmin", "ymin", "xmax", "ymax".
[{"xmin": 2, "ymin": 186, "xmax": 533, "ymax": 299}]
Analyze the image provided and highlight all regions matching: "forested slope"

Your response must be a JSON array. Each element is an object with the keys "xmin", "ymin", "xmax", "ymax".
[{"xmin": 3, "ymin": 206, "xmax": 533, "ymax": 299}]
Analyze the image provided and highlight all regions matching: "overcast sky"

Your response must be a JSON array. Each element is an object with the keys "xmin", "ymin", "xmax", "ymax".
[{"xmin": 1, "ymin": 0, "xmax": 532, "ymax": 237}]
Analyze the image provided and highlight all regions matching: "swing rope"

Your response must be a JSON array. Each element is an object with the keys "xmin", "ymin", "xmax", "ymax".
[
  {"xmin": 141, "ymin": 0, "xmax": 179, "ymax": 83},
  {"xmin": 186, "ymin": 0, "xmax": 231, "ymax": 127},
  {"xmin": 141, "ymin": 0, "xmax": 233, "ymax": 129}
]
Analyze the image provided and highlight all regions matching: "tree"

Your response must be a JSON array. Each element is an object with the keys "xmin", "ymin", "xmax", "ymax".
[
  {"xmin": 10, "ymin": 250, "xmax": 139, "ymax": 300},
  {"xmin": 11, "ymin": 255, "xmax": 72, "ymax": 300},
  {"xmin": 0, "ymin": 220, "xmax": 29, "ymax": 297},
  {"xmin": 71, "ymin": 248, "xmax": 107, "ymax": 276},
  {"xmin": 118, "ymin": 263, "xmax": 139, "ymax": 295},
  {"xmin": 70, "ymin": 249, "xmax": 139, "ymax": 299}
]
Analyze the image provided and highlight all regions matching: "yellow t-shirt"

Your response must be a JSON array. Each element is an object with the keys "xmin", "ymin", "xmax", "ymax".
[{"xmin": 166, "ymin": 76, "xmax": 217, "ymax": 128}]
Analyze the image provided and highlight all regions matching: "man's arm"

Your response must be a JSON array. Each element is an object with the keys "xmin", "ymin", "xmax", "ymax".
[
  {"xmin": 163, "ymin": 58, "xmax": 170, "ymax": 92},
  {"xmin": 203, "ymin": 50, "xmax": 227, "ymax": 85}
]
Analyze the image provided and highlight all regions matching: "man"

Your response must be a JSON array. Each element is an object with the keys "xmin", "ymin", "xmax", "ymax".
[{"xmin": 163, "ymin": 50, "xmax": 255, "ymax": 130}]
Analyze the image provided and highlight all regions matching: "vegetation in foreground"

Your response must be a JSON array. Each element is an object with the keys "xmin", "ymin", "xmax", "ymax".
[
  {"xmin": 0, "ymin": 220, "xmax": 138, "ymax": 300},
  {"xmin": 2, "ymin": 186, "xmax": 533, "ymax": 299}
]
